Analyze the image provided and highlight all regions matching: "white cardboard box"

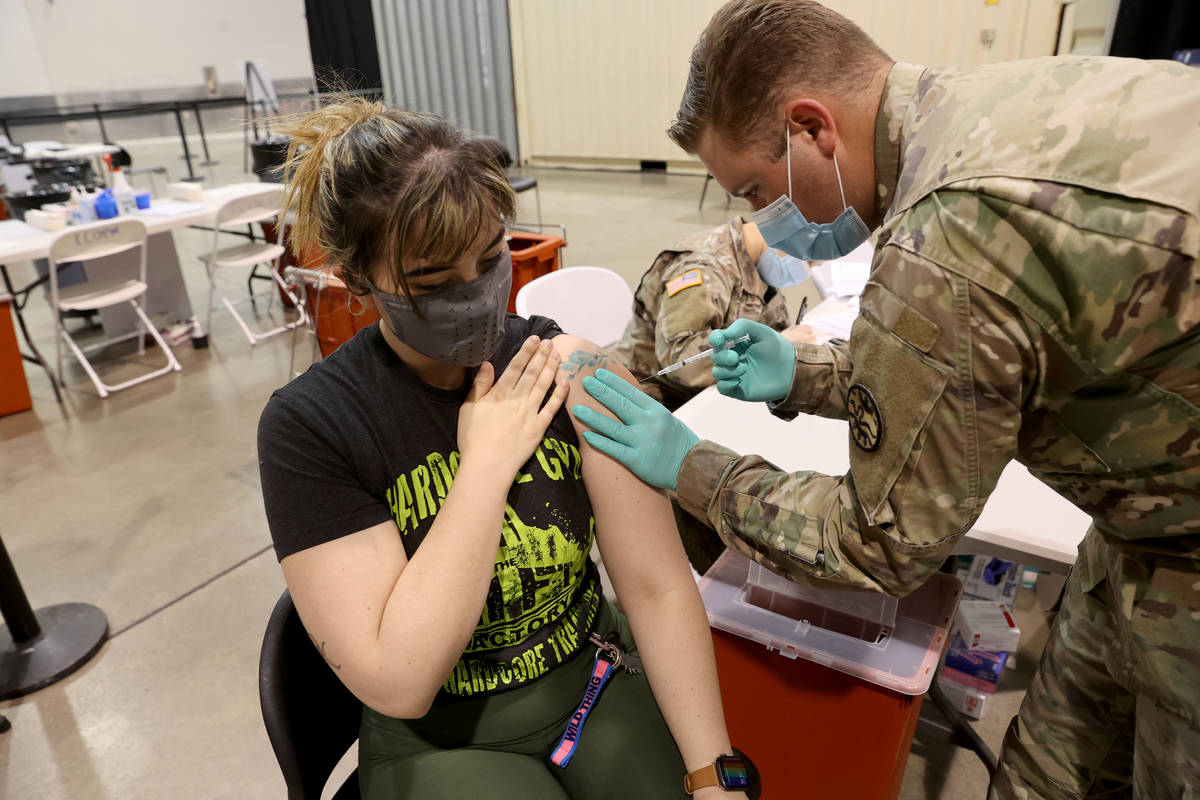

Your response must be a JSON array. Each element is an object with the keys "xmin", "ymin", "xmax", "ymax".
[
  {"xmin": 167, "ymin": 181, "xmax": 204, "ymax": 203},
  {"xmin": 937, "ymin": 676, "xmax": 990, "ymax": 720},
  {"xmin": 955, "ymin": 600, "xmax": 1021, "ymax": 652}
]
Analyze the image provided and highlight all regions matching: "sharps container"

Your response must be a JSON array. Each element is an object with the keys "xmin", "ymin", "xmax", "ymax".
[{"xmin": 699, "ymin": 550, "xmax": 962, "ymax": 799}]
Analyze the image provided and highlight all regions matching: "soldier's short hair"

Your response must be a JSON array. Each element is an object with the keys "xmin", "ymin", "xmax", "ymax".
[{"xmin": 669, "ymin": 0, "xmax": 891, "ymax": 155}]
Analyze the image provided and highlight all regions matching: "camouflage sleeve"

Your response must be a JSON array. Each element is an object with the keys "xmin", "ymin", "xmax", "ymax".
[
  {"xmin": 671, "ymin": 244, "xmax": 1038, "ymax": 596},
  {"xmin": 653, "ymin": 253, "xmax": 737, "ymax": 392},
  {"xmin": 767, "ymin": 340, "xmax": 854, "ymax": 421}
]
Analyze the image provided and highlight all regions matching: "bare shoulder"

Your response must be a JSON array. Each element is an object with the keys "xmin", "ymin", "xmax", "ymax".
[
  {"xmin": 550, "ymin": 335, "xmax": 640, "ymax": 438},
  {"xmin": 551, "ymin": 335, "xmax": 635, "ymax": 383}
]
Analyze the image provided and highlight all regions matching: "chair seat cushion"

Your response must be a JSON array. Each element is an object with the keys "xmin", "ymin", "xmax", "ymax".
[
  {"xmin": 509, "ymin": 176, "xmax": 537, "ymax": 193},
  {"xmin": 58, "ymin": 279, "xmax": 147, "ymax": 311},
  {"xmin": 201, "ymin": 242, "xmax": 286, "ymax": 268}
]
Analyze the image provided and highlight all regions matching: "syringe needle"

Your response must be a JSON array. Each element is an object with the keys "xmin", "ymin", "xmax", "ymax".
[{"xmin": 638, "ymin": 334, "xmax": 751, "ymax": 383}]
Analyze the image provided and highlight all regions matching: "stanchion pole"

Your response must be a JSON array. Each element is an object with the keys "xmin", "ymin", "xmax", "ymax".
[{"xmin": 0, "ymin": 531, "xmax": 108, "ymax": 701}]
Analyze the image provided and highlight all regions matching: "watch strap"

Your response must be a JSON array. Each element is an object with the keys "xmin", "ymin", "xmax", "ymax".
[{"xmin": 684, "ymin": 763, "xmax": 721, "ymax": 795}]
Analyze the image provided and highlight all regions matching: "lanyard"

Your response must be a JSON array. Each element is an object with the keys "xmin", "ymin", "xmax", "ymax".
[{"xmin": 549, "ymin": 634, "xmax": 627, "ymax": 768}]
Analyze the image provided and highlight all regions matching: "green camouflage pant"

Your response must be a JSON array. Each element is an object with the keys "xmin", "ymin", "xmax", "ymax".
[{"xmin": 991, "ymin": 529, "xmax": 1200, "ymax": 799}]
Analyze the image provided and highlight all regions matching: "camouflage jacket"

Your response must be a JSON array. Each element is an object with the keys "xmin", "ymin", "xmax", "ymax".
[
  {"xmin": 605, "ymin": 219, "xmax": 791, "ymax": 409},
  {"xmin": 674, "ymin": 57, "xmax": 1200, "ymax": 596}
]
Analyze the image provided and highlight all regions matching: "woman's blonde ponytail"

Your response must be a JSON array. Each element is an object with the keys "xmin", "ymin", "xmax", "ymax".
[{"xmin": 275, "ymin": 96, "xmax": 515, "ymax": 298}]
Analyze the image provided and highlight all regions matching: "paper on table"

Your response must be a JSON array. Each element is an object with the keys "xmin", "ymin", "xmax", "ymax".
[
  {"xmin": 831, "ymin": 260, "xmax": 870, "ymax": 297},
  {"xmin": 805, "ymin": 311, "xmax": 857, "ymax": 341},
  {"xmin": 805, "ymin": 299, "xmax": 859, "ymax": 341},
  {"xmin": 0, "ymin": 220, "xmax": 41, "ymax": 241},
  {"xmin": 137, "ymin": 202, "xmax": 205, "ymax": 217}
]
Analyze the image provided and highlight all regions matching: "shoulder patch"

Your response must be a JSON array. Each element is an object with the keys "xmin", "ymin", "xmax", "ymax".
[
  {"xmin": 847, "ymin": 384, "xmax": 882, "ymax": 452},
  {"xmin": 665, "ymin": 269, "xmax": 704, "ymax": 297}
]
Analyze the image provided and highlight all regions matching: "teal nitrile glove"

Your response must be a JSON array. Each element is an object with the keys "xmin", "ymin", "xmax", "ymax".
[
  {"xmin": 710, "ymin": 318, "xmax": 797, "ymax": 403},
  {"xmin": 572, "ymin": 368, "xmax": 700, "ymax": 491}
]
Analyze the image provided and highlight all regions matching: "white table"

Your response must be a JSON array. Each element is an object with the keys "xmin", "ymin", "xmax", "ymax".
[
  {"xmin": 0, "ymin": 182, "xmax": 281, "ymax": 396},
  {"xmin": 0, "ymin": 182, "xmax": 278, "ymax": 264},
  {"xmin": 674, "ymin": 386, "xmax": 1091, "ymax": 574},
  {"xmin": 20, "ymin": 143, "xmax": 121, "ymax": 162}
]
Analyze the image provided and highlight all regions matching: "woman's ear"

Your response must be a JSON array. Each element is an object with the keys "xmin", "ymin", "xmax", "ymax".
[{"xmin": 351, "ymin": 289, "xmax": 383, "ymax": 321}]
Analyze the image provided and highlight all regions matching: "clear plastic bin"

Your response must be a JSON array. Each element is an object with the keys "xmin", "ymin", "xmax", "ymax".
[
  {"xmin": 701, "ymin": 550, "xmax": 960, "ymax": 696},
  {"xmin": 744, "ymin": 562, "xmax": 898, "ymax": 645}
]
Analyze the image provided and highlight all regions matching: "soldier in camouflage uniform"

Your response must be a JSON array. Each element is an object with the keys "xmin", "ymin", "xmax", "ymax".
[
  {"xmin": 604, "ymin": 218, "xmax": 800, "ymax": 411},
  {"xmin": 571, "ymin": 2, "xmax": 1200, "ymax": 797},
  {"xmin": 605, "ymin": 218, "xmax": 810, "ymax": 572}
]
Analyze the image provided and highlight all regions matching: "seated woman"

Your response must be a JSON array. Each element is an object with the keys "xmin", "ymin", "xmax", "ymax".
[{"xmin": 256, "ymin": 98, "xmax": 745, "ymax": 800}]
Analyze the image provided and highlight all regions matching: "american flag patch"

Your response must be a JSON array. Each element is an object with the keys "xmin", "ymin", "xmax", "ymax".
[{"xmin": 665, "ymin": 269, "xmax": 703, "ymax": 297}]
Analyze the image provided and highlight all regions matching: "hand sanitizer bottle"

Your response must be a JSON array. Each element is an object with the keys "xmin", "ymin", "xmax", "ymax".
[{"xmin": 111, "ymin": 167, "xmax": 138, "ymax": 215}]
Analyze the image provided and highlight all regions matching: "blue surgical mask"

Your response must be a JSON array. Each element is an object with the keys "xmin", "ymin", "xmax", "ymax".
[
  {"xmin": 755, "ymin": 248, "xmax": 810, "ymax": 288},
  {"xmin": 751, "ymin": 126, "xmax": 870, "ymax": 262}
]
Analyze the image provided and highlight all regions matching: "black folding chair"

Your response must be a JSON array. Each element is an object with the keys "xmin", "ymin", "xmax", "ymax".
[
  {"xmin": 259, "ymin": 590, "xmax": 362, "ymax": 800},
  {"xmin": 259, "ymin": 589, "xmax": 763, "ymax": 799}
]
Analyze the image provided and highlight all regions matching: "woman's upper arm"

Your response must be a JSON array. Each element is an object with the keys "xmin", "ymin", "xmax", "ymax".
[
  {"xmin": 280, "ymin": 519, "xmax": 408, "ymax": 699},
  {"xmin": 259, "ymin": 395, "xmax": 406, "ymax": 703},
  {"xmin": 553, "ymin": 335, "xmax": 695, "ymax": 605}
]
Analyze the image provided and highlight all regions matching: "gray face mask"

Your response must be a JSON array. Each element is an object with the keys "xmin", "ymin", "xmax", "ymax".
[{"xmin": 368, "ymin": 250, "xmax": 513, "ymax": 368}]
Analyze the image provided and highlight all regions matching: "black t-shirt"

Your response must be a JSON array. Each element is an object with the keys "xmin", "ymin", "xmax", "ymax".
[{"xmin": 258, "ymin": 316, "xmax": 601, "ymax": 699}]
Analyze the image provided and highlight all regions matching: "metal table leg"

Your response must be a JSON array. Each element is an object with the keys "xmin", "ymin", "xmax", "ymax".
[
  {"xmin": 191, "ymin": 102, "xmax": 219, "ymax": 168},
  {"xmin": 173, "ymin": 105, "xmax": 201, "ymax": 182},
  {"xmin": 918, "ymin": 677, "xmax": 999, "ymax": 780}
]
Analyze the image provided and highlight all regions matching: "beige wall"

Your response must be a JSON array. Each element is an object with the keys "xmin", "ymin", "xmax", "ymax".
[
  {"xmin": 1, "ymin": 0, "xmax": 313, "ymax": 102},
  {"xmin": 509, "ymin": 0, "xmax": 1063, "ymax": 169}
]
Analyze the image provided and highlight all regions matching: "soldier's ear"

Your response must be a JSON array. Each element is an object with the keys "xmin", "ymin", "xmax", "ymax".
[{"xmin": 785, "ymin": 98, "xmax": 838, "ymax": 156}]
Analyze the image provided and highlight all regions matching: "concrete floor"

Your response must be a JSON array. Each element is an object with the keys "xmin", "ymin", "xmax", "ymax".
[{"xmin": 0, "ymin": 133, "xmax": 1054, "ymax": 799}]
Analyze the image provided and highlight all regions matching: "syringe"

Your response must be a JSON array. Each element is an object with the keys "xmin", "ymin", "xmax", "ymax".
[{"xmin": 638, "ymin": 334, "xmax": 751, "ymax": 383}]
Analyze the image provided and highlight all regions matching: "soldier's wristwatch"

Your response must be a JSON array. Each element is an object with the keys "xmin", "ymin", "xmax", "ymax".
[{"xmin": 684, "ymin": 754, "xmax": 750, "ymax": 794}]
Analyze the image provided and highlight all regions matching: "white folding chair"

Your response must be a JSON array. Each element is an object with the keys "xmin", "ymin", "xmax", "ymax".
[
  {"xmin": 200, "ymin": 187, "xmax": 305, "ymax": 346},
  {"xmin": 514, "ymin": 266, "xmax": 634, "ymax": 347},
  {"xmin": 47, "ymin": 218, "xmax": 182, "ymax": 398},
  {"xmin": 282, "ymin": 265, "xmax": 341, "ymax": 377}
]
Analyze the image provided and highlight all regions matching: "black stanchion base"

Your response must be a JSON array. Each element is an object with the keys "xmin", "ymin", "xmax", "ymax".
[{"xmin": 0, "ymin": 603, "xmax": 108, "ymax": 701}]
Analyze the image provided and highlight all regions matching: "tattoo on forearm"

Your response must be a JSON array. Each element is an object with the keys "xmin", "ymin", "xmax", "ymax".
[{"xmin": 559, "ymin": 349, "xmax": 617, "ymax": 382}]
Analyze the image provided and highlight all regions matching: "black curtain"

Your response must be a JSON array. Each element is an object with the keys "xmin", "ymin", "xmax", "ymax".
[
  {"xmin": 1108, "ymin": 0, "xmax": 1200, "ymax": 60},
  {"xmin": 304, "ymin": 0, "xmax": 383, "ymax": 93}
]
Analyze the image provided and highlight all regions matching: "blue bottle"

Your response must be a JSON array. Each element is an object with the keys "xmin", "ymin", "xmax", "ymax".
[{"xmin": 93, "ymin": 190, "xmax": 119, "ymax": 220}]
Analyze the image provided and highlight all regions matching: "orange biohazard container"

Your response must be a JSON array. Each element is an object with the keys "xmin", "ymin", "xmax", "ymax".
[
  {"xmin": 276, "ymin": 233, "xmax": 380, "ymax": 358},
  {"xmin": 302, "ymin": 273, "xmax": 381, "ymax": 358},
  {"xmin": 506, "ymin": 231, "xmax": 564, "ymax": 312},
  {"xmin": 699, "ymin": 551, "xmax": 962, "ymax": 800},
  {"xmin": 0, "ymin": 298, "xmax": 33, "ymax": 416}
]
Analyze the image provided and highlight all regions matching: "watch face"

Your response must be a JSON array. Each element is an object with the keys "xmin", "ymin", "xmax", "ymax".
[{"xmin": 717, "ymin": 755, "xmax": 750, "ymax": 789}]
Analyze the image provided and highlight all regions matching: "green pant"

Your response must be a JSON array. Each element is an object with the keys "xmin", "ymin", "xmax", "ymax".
[{"xmin": 359, "ymin": 600, "xmax": 688, "ymax": 800}]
